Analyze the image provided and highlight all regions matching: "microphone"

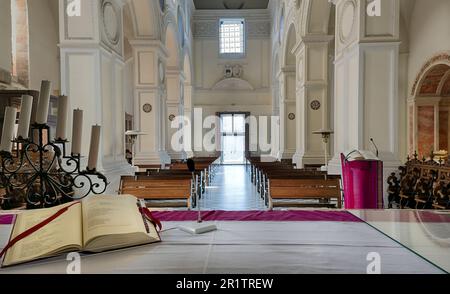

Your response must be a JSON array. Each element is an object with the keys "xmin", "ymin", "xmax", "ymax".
[
  {"xmin": 178, "ymin": 158, "xmax": 217, "ymax": 234},
  {"xmin": 186, "ymin": 159, "xmax": 202, "ymax": 223},
  {"xmin": 370, "ymin": 138, "xmax": 379, "ymax": 158}
]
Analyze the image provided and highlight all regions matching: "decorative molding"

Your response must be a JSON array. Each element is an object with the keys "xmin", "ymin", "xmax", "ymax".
[
  {"xmin": 193, "ymin": 9, "xmax": 271, "ymax": 39},
  {"xmin": 142, "ymin": 103, "xmax": 152, "ymax": 113},
  {"xmin": 310, "ymin": 100, "xmax": 321, "ymax": 110},
  {"xmin": 63, "ymin": 0, "xmax": 97, "ymax": 41},
  {"xmin": 224, "ymin": 64, "xmax": 243, "ymax": 79},
  {"xmin": 212, "ymin": 78, "xmax": 254, "ymax": 91},
  {"xmin": 194, "ymin": 21, "xmax": 217, "ymax": 38},
  {"xmin": 338, "ymin": 0, "xmax": 357, "ymax": 45},
  {"xmin": 246, "ymin": 21, "xmax": 271, "ymax": 38},
  {"xmin": 288, "ymin": 113, "xmax": 296, "ymax": 120},
  {"xmin": 100, "ymin": 0, "xmax": 123, "ymax": 55},
  {"xmin": 194, "ymin": 20, "xmax": 270, "ymax": 39}
]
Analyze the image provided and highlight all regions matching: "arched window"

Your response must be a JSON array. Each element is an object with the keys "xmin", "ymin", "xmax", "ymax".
[
  {"xmin": 10, "ymin": 0, "xmax": 30, "ymax": 87},
  {"xmin": 178, "ymin": 8, "xmax": 185, "ymax": 48},
  {"xmin": 159, "ymin": 0, "xmax": 165, "ymax": 12},
  {"xmin": 279, "ymin": 8, "xmax": 285, "ymax": 45}
]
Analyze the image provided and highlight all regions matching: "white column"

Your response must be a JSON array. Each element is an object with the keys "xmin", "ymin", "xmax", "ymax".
[
  {"xmin": 328, "ymin": 0, "xmax": 401, "ymax": 205},
  {"xmin": 59, "ymin": 0, "xmax": 133, "ymax": 194},
  {"xmin": 279, "ymin": 67, "xmax": 296, "ymax": 160},
  {"xmin": 293, "ymin": 36, "xmax": 334, "ymax": 168},
  {"xmin": 184, "ymin": 83, "xmax": 194, "ymax": 158},
  {"xmin": 166, "ymin": 68, "xmax": 184, "ymax": 160},
  {"xmin": 129, "ymin": 40, "xmax": 170, "ymax": 166}
]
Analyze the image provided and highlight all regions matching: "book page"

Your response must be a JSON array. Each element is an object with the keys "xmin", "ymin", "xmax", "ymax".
[
  {"xmin": 345, "ymin": 150, "xmax": 379, "ymax": 161},
  {"xmin": 2, "ymin": 202, "xmax": 82, "ymax": 266},
  {"xmin": 81, "ymin": 195, "xmax": 150, "ymax": 248}
]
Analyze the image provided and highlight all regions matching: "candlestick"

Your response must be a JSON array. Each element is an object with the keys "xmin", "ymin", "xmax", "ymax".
[
  {"xmin": 17, "ymin": 95, "xmax": 33, "ymax": 140},
  {"xmin": 87, "ymin": 125, "xmax": 101, "ymax": 170},
  {"xmin": 0, "ymin": 107, "xmax": 17, "ymax": 152},
  {"xmin": 71, "ymin": 109, "xmax": 83, "ymax": 155},
  {"xmin": 36, "ymin": 80, "xmax": 51, "ymax": 124},
  {"xmin": 55, "ymin": 95, "xmax": 69, "ymax": 140}
]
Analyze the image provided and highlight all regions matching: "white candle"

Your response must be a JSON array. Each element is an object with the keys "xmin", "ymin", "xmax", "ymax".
[
  {"xmin": 87, "ymin": 125, "xmax": 101, "ymax": 170},
  {"xmin": 17, "ymin": 95, "xmax": 33, "ymax": 140},
  {"xmin": 55, "ymin": 95, "xmax": 69, "ymax": 140},
  {"xmin": 36, "ymin": 80, "xmax": 51, "ymax": 124},
  {"xmin": 1, "ymin": 107, "xmax": 17, "ymax": 152},
  {"xmin": 71, "ymin": 109, "xmax": 83, "ymax": 155}
]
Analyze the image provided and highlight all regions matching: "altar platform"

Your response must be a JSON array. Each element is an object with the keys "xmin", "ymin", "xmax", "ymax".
[{"xmin": 0, "ymin": 210, "xmax": 448, "ymax": 274}]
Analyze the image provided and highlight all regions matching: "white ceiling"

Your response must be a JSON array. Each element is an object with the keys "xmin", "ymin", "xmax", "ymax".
[{"xmin": 193, "ymin": 0, "xmax": 269, "ymax": 10}]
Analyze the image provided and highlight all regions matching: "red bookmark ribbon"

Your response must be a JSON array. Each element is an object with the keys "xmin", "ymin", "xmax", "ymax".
[
  {"xmin": 139, "ymin": 207, "xmax": 162, "ymax": 231},
  {"xmin": 0, "ymin": 201, "xmax": 80, "ymax": 261}
]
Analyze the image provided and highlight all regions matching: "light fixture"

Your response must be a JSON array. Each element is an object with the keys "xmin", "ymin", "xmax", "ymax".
[{"xmin": 223, "ymin": 0, "xmax": 245, "ymax": 9}]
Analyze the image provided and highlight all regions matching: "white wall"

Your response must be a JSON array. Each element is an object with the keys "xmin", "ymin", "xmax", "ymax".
[
  {"xmin": 407, "ymin": 0, "xmax": 450, "ymax": 94},
  {"xmin": 193, "ymin": 10, "xmax": 272, "ymax": 155},
  {"xmin": 123, "ymin": 59, "xmax": 134, "ymax": 118},
  {"xmin": 194, "ymin": 38, "xmax": 271, "ymax": 90},
  {"xmin": 28, "ymin": 0, "xmax": 60, "ymax": 92},
  {"xmin": 0, "ymin": 1, "xmax": 12, "ymax": 76}
]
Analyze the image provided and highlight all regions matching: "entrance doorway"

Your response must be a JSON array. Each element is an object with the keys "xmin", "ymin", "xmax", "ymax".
[{"xmin": 218, "ymin": 112, "xmax": 249, "ymax": 164}]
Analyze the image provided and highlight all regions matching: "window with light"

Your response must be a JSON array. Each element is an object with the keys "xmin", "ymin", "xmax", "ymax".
[{"xmin": 219, "ymin": 19, "xmax": 245, "ymax": 56}]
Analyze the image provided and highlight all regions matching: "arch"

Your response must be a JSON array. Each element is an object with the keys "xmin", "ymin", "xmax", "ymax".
[
  {"xmin": 122, "ymin": 3, "xmax": 135, "ymax": 60},
  {"xmin": 411, "ymin": 53, "xmax": 450, "ymax": 97},
  {"xmin": 300, "ymin": 0, "xmax": 332, "ymax": 36},
  {"xmin": 126, "ymin": 0, "xmax": 161, "ymax": 39},
  {"xmin": 278, "ymin": 5, "xmax": 285, "ymax": 45},
  {"xmin": 272, "ymin": 51, "xmax": 280, "ymax": 83},
  {"xmin": 283, "ymin": 24, "xmax": 297, "ymax": 67},
  {"xmin": 177, "ymin": 6, "xmax": 185, "ymax": 49},
  {"xmin": 165, "ymin": 23, "xmax": 180, "ymax": 68},
  {"xmin": 183, "ymin": 52, "xmax": 192, "ymax": 85},
  {"xmin": 409, "ymin": 54, "xmax": 450, "ymax": 158}
]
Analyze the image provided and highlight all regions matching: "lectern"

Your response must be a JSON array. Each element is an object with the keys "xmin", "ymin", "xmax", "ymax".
[{"xmin": 340, "ymin": 152, "xmax": 384, "ymax": 209}]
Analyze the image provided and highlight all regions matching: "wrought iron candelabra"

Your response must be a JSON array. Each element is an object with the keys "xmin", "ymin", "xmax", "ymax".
[{"xmin": 0, "ymin": 123, "xmax": 108, "ymax": 209}]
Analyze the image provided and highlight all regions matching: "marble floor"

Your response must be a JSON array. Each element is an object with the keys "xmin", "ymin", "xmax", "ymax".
[{"xmin": 200, "ymin": 165, "xmax": 266, "ymax": 211}]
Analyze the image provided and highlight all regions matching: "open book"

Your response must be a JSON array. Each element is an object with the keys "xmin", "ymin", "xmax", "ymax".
[
  {"xmin": 1, "ymin": 195, "xmax": 160, "ymax": 267},
  {"xmin": 344, "ymin": 150, "xmax": 379, "ymax": 161}
]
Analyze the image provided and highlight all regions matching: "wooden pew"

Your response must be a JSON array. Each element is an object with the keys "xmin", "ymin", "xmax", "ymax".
[
  {"xmin": 128, "ymin": 156, "xmax": 218, "ymax": 206},
  {"xmin": 268, "ymin": 178, "xmax": 342, "ymax": 209},
  {"xmin": 118, "ymin": 175, "xmax": 194, "ymax": 209},
  {"xmin": 170, "ymin": 156, "xmax": 219, "ymax": 186},
  {"xmin": 142, "ymin": 169, "xmax": 203, "ymax": 200},
  {"xmin": 246, "ymin": 156, "xmax": 342, "ymax": 208}
]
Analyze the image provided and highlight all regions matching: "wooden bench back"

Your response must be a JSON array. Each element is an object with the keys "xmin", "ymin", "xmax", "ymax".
[
  {"xmin": 119, "ymin": 176, "xmax": 191, "ymax": 199},
  {"xmin": 269, "ymin": 179, "xmax": 341, "ymax": 199}
]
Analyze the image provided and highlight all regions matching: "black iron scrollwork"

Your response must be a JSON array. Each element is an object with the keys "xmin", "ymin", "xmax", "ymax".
[{"xmin": 0, "ymin": 123, "xmax": 108, "ymax": 209}]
